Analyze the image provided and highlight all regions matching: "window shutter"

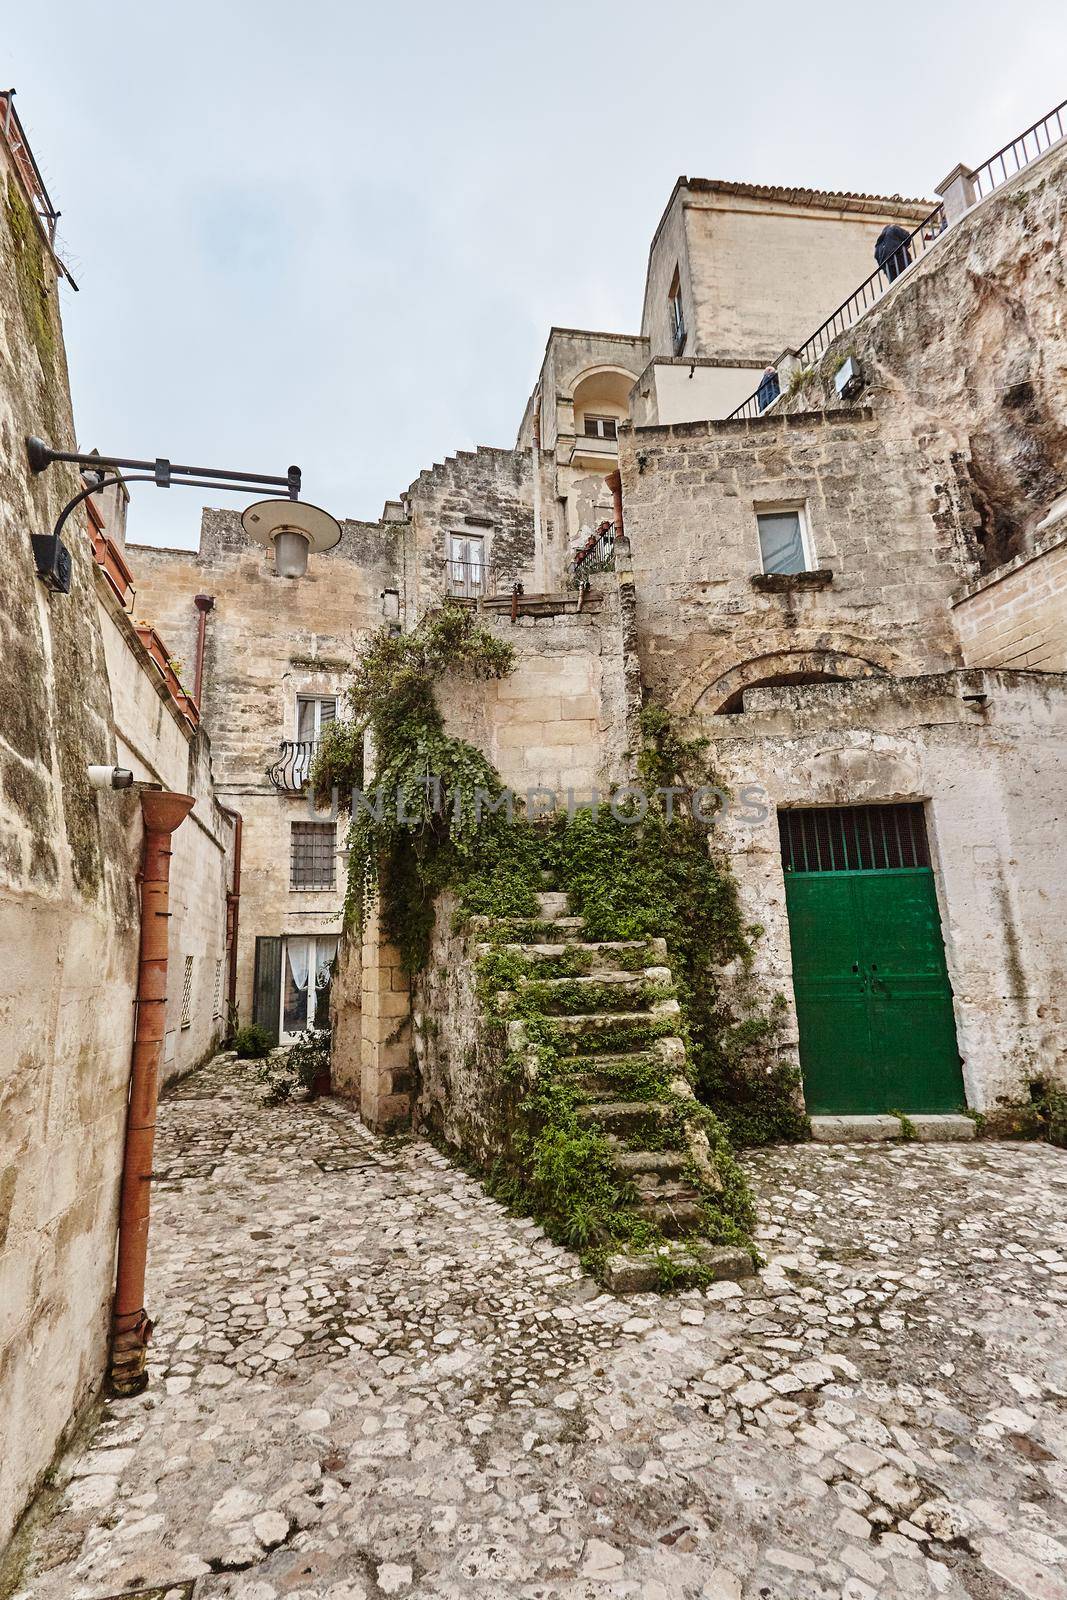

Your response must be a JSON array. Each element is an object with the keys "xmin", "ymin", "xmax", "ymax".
[{"xmin": 252, "ymin": 936, "xmax": 282, "ymax": 1042}]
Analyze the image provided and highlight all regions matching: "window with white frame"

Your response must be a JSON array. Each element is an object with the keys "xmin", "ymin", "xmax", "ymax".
[
  {"xmin": 180, "ymin": 954, "xmax": 194, "ymax": 1028},
  {"xmin": 290, "ymin": 821, "xmax": 336, "ymax": 890},
  {"xmin": 296, "ymin": 695, "xmax": 337, "ymax": 743},
  {"xmin": 583, "ymin": 414, "xmax": 619, "ymax": 439},
  {"xmin": 756, "ymin": 505, "xmax": 813, "ymax": 576}
]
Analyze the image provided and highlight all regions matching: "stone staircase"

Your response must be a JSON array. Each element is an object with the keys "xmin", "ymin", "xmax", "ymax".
[{"xmin": 473, "ymin": 887, "xmax": 755, "ymax": 1293}]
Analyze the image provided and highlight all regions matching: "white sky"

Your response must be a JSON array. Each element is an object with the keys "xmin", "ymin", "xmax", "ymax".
[{"xmin": 7, "ymin": 1, "xmax": 1066, "ymax": 547}]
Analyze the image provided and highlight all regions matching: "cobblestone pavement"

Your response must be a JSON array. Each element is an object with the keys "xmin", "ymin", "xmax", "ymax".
[{"xmin": 11, "ymin": 1057, "xmax": 1067, "ymax": 1600}]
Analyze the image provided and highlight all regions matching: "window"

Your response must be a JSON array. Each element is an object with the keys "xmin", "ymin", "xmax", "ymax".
[
  {"xmin": 281, "ymin": 935, "xmax": 339, "ymax": 1040},
  {"xmin": 213, "ymin": 958, "xmax": 224, "ymax": 1019},
  {"xmin": 180, "ymin": 955, "xmax": 194, "ymax": 1028},
  {"xmin": 583, "ymin": 415, "xmax": 618, "ymax": 440},
  {"xmin": 448, "ymin": 533, "xmax": 486, "ymax": 598},
  {"xmin": 290, "ymin": 821, "xmax": 336, "ymax": 890},
  {"xmin": 756, "ymin": 507, "xmax": 813, "ymax": 576},
  {"xmin": 296, "ymin": 695, "xmax": 337, "ymax": 743},
  {"xmin": 668, "ymin": 267, "xmax": 686, "ymax": 356}
]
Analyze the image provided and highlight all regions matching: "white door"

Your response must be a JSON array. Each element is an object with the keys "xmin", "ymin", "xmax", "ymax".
[
  {"xmin": 280, "ymin": 934, "xmax": 339, "ymax": 1042},
  {"xmin": 448, "ymin": 534, "xmax": 484, "ymax": 597}
]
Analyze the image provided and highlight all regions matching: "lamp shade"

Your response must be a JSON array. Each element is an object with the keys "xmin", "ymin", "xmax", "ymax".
[{"xmin": 241, "ymin": 499, "xmax": 342, "ymax": 578}]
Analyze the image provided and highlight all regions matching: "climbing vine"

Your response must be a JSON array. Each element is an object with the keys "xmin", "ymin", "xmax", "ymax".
[{"xmin": 309, "ymin": 604, "xmax": 520, "ymax": 970}]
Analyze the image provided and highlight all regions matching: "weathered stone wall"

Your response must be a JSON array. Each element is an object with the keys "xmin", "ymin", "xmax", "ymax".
[
  {"xmin": 704, "ymin": 670, "xmax": 1067, "ymax": 1111},
  {"xmin": 775, "ymin": 139, "xmax": 1067, "ymax": 572},
  {"xmin": 412, "ymin": 890, "xmax": 502, "ymax": 1160},
  {"xmin": 96, "ymin": 575, "xmax": 235, "ymax": 1082},
  {"xmin": 401, "ymin": 447, "xmax": 536, "ymax": 623},
  {"xmin": 436, "ymin": 582, "xmax": 638, "ymax": 803},
  {"xmin": 130, "ymin": 511, "xmax": 399, "ymax": 1026},
  {"xmin": 618, "ymin": 406, "xmax": 973, "ymax": 712},
  {"xmin": 953, "ymin": 516, "xmax": 1067, "ymax": 672},
  {"xmin": 0, "ymin": 146, "xmax": 139, "ymax": 1549}
]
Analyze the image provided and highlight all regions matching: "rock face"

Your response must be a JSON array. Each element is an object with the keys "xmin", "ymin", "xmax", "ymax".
[{"xmin": 777, "ymin": 138, "xmax": 1067, "ymax": 571}]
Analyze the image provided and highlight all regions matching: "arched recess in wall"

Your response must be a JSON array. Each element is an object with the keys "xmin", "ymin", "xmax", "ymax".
[
  {"xmin": 691, "ymin": 646, "xmax": 895, "ymax": 716},
  {"xmin": 570, "ymin": 367, "xmax": 638, "ymax": 435}
]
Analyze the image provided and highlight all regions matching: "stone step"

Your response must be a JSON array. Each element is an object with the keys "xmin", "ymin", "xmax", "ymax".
[
  {"xmin": 499, "ymin": 970, "xmax": 672, "ymax": 1018},
  {"xmin": 603, "ymin": 1242, "xmax": 755, "ymax": 1296},
  {"xmin": 536, "ymin": 891, "xmax": 570, "ymax": 919},
  {"xmin": 810, "ymin": 1113, "xmax": 977, "ymax": 1143},
  {"xmin": 470, "ymin": 915, "xmax": 588, "ymax": 943},
  {"xmin": 612, "ymin": 1149, "xmax": 690, "ymax": 1181},
  {"xmin": 547, "ymin": 1005, "xmax": 681, "ymax": 1045},
  {"xmin": 576, "ymin": 1100, "xmax": 668, "ymax": 1139},
  {"xmin": 625, "ymin": 1195, "xmax": 706, "ymax": 1237},
  {"xmin": 473, "ymin": 938, "xmax": 666, "ymax": 973}
]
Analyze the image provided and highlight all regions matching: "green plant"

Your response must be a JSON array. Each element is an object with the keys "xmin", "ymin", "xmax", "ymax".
[
  {"xmin": 308, "ymin": 604, "xmax": 520, "ymax": 969},
  {"xmin": 257, "ymin": 1024, "xmax": 331, "ymax": 1103},
  {"xmin": 233, "ymin": 1023, "xmax": 274, "ymax": 1060},
  {"xmin": 890, "ymin": 1108, "xmax": 918, "ymax": 1140}
]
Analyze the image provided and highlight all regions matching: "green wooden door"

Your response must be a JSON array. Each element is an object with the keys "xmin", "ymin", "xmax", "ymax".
[{"xmin": 785, "ymin": 867, "xmax": 964, "ymax": 1115}]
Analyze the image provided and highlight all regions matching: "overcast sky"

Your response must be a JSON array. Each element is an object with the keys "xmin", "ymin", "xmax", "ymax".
[{"xmin": 7, "ymin": 2, "xmax": 1066, "ymax": 547}]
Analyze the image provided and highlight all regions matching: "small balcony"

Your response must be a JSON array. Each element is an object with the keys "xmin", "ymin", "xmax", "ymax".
[
  {"xmin": 567, "ymin": 432, "xmax": 619, "ymax": 468},
  {"xmin": 268, "ymin": 739, "xmax": 318, "ymax": 791}
]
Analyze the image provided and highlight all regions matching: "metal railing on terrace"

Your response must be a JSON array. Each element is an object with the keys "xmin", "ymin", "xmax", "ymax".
[
  {"xmin": 727, "ymin": 97, "xmax": 1066, "ymax": 423},
  {"xmin": 972, "ymin": 100, "xmax": 1065, "ymax": 200},
  {"xmin": 572, "ymin": 522, "xmax": 617, "ymax": 589}
]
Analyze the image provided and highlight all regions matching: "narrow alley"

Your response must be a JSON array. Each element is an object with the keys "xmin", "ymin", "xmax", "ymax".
[{"xmin": 7, "ymin": 1057, "xmax": 1067, "ymax": 1600}]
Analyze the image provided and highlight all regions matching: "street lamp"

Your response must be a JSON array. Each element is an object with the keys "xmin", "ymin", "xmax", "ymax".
[
  {"xmin": 25, "ymin": 435, "xmax": 340, "ymax": 592},
  {"xmin": 242, "ymin": 498, "xmax": 342, "ymax": 579}
]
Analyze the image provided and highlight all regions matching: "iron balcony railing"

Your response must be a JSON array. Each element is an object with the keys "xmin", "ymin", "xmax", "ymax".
[
  {"xmin": 268, "ymin": 739, "xmax": 318, "ymax": 791},
  {"xmin": 972, "ymin": 99, "xmax": 1065, "ymax": 200},
  {"xmin": 727, "ymin": 96, "xmax": 1066, "ymax": 423},
  {"xmin": 573, "ymin": 522, "xmax": 616, "ymax": 588}
]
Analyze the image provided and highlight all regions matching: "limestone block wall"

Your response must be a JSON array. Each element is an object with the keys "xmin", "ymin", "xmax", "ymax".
[
  {"xmin": 130, "ymin": 512, "xmax": 399, "ymax": 1030},
  {"xmin": 619, "ymin": 407, "xmax": 973, "ymax": 712},
  {"xmin": 96, "ymin": 575, "xmax": 235, "ymax": 1083},
  {"xmin": 401, "ymin": 447, "xmax": 535, "ymax": 624},
  {"xmin": 436, "ymin": 583, "xmax": 639, "ymax": 803},
  {"xmin": 953, "ymin": 520, "xmax": 1067, "ymax": 671},
  {"xmin": 0, "ymin": 143, "xmax": 140, "ymax": 1548},
  {"xmin": 704, "ymin": 670, "xmax": 1067, "ymax": 1111}
]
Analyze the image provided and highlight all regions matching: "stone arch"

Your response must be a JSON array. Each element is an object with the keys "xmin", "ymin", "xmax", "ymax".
[{"xmin": 685, "ymin": 636, "xmax": 900, "ymax": 716}]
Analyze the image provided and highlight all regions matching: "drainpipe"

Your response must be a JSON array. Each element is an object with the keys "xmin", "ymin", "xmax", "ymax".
[
  {"xmin": 606, "ymin": 469, "xmax": 624, "ymax": 538},
  {"xmin": 192, "ymin": 593, "xmax": 214, "ymax": 707},
  {"xmin": 218, "ymin": 805, "xmax": 242, "ymax": 1012},
  {"xmin": 109, "ymin": 788, "xmax": 196, "ymax": 1396}
]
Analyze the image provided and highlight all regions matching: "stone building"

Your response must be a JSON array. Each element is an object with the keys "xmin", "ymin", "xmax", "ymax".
[
  {"xmin": 5, "ymin": 75, "xmax": 1064, "ymax": 1562},
  {"xmin": 0, "ymin": 95, "xmax": 232, "ymax": 1550},
  {"xmin": 127, "ymin": 108, "xmax": 1067, "ymax": 1145}
]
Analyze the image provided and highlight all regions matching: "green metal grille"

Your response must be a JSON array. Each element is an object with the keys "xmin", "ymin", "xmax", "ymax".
[{"xmin": 779, "ymin": 804, "xmax": 930, "ymax": 873}]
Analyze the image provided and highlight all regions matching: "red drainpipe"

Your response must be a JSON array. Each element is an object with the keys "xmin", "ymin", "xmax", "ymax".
[
  {"xmin": 606, "ymin": 469, "xmax": 624, "ymax": 538},
  {"xmin": 193, "ymin": 594, "xmax": 214, "ymax": 707},
  {"xmin": 109, "ymin": 789, "xmax": 196, "ymax": 1396},
  {"xmin": 218, "ymin": 806, "xmax": 243, "ymax": 1012}
]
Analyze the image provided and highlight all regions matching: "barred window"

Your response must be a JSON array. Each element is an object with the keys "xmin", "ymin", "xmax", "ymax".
[
  {"xmin": 180, "ymin": 954, "xmax": 194, "ymax": 1028},
  {"xmin": 213, "ymin": 957, "xmax": 223, "ymax": 1018},
  {"xmin": 290, "ymin": 821, "xmax": 336, "ymax": 890}
]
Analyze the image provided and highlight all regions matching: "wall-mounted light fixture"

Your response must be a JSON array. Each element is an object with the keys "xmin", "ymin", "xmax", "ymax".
[{"xmin": 25, "ymin": 435, "xmax": 334, "ymax": 594}]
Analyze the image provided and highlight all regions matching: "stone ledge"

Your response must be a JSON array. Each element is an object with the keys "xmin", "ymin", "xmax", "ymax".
[
  {"xmin": 603, "ymin": 1243, "xmax": 755, "ymax": 1295},
  {"xmin": 811, "ymin": 1113, "xmax": 977, "ymax": 1142},
  {"xmin": 750, "ymin": 569, "xmax": 834, "ymax": 593}
]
